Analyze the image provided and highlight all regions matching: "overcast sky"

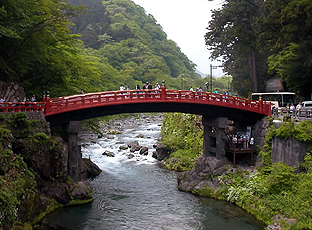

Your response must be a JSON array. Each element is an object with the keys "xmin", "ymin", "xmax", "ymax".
[{"xmin": 131, "ymin": 0, "xmax": 224, "ymax": 77}]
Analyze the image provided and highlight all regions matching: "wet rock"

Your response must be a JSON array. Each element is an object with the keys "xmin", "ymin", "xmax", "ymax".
[
  {"xmin": 139, "ymin": 147, "xmax": 148, "ymax": 155},
  {"xmin": 83, "ymin": 158, "xmax": 102, "ymax": 178},
  {"xmin": 136, "ymin": 134, "xmax": 144, "ymax": 138},
  {"xmin": 177, "ymin": 156, "xmax": 231, "ymax": 193},
  {"xmin": 106, "ymin": 135, "xmax": 115, "ymax": 139},
  {"xmin": 107, "ymin": 129, "xmax": 122, "ymax": 134},
  {"xmin": 153, "ymin": 144, "xmax": 173, "ymax": 160},
  {"xmin": 128, "ymin": 154, "xmax": 135, "ymax": 159},
  {"xmin": 102, "ymin": 151, "xmax": 115, "ymax": 157},
  {"xmin": 40, "ymin": 181, "xmax": 71, "ymax": 205},
  {"xmin": 119, "ymin": 145, "xmax": 128, "ymax": 150},
  {"xmin": 128, "ymin": 141, "xmax": 141, "ymax": 152},
  {"xmin": 71, "ymin": 181, "xmax": 92, "ymax": 200}
]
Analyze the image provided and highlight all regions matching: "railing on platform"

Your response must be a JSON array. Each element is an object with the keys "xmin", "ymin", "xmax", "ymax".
[{"xmin": 0, "ymin": 87, "xmax": 272, "ymax": 117}]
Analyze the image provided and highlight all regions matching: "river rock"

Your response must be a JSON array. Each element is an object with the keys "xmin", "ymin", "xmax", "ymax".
[
  {"xmin": 106, "ymin": 135, "xmax": 115, "ymax": 139},
  {"xmin": 39, "ymin": 181, "xmax": 71, "ymax": 205},
  {"xmin": 177, "ymin": 156, "xmax": 231, "ymax": 192},
  {"xmin": 136, "ymin": 134, "xmax": 144, "ymax": 138},
  {"xmin": 83, "ymin": 158, "xmax": 102, "ymax": 178},
  {"xmin": 128, "ymin": 140, "xmax": 141, "ymax": 152},
  {"xmin": 102, "ymin": 151, "xmax": 115, "ymax": 157},
  {"xmin": 128, "ymin": 154, "xmax": 135, "ymax": 159},
  {"xmin": 107, "ymin": 129, "xmax": 122, "ymax": 134},
  {"xmin": 71, "ymin": 181, "xmax": 92, "ymax": 200},
  {"xmin": 139, "ymin": 146, "xmax": 148, "ymax": 155},
  {"xmin": 119, "ymin": 145, "xmax": 128, "ymax": 150},
  {"xmin": 153, "ymin": 144, "xmax": 173, "ymax": 160}
]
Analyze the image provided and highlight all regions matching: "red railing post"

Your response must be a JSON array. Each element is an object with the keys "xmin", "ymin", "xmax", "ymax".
[
  {"xmin": 259, "ymin": 97, "xmax": 263, "ymax": 114},
  {"xmin": 161, "ymin": 85, "xmax": 166, "ymax": 100},
  {"xmin": 45, "ymin": 93, "xmax": 51, "ymax": 114}
]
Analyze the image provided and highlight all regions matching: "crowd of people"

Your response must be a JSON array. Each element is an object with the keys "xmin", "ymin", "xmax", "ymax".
[
  {"xmin": 0, "ymin": 95, "xmax": 36, "ymax": 104},
  {"xmin": 118, "ymin": 82, "xmax": 232, "ymax": 97}
]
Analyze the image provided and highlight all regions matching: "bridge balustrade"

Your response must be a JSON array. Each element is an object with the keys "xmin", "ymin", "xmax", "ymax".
[
  {"xmin": 0, "ymin": 87, "xmax": 271, "ymax": 117},
  {"xmin": 0, "ymin": 102, "xmax": 46, "ymax": 113}
]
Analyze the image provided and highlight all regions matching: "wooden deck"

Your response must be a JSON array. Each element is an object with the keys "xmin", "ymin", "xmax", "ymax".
[{"xmin": 225, "ymin": 147, "xmax": 254, "ymax": 167}]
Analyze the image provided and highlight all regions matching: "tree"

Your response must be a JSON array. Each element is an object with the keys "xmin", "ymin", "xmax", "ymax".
[
  {"xmin": 0, "ymin": 0, "xmax": 93, "ymax": 97},
  {"xmin": 205, "ymin": 0, "xmax": 266, "ymax": 97},
  {"xmin": 258, "ymin": 0, "xmax": 312, "ymax": 99}
]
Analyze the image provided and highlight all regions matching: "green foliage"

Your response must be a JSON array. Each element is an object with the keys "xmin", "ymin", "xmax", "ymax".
[
  {"xmin": 7, "ymin": 113, "xmax": 29, "ymax": 129},
  {"xmin": 161, "ymin": 113, "xmax": 203, "ymax": 171},
  {"xmin": 165, "ymin": 149, "xmax": 200, "ymax": 172},
  {"xmin": 259, "ymin": 120, "xmax": 312, "ymax": 167},
  {"xmin": 0, "ymin": 149, "xmax": 38, "ymax": 230},
  {"xmin": 65, "ymin": 0, "xmax": 199, "ymax": 92},
  {"xmin": 218, "ymin": 163, "xmax": 312, "ymax": 228},
  {"xmin": 258, "ymin": 0, "xmax": 312, "ymax": 99},
  {"xmin": 275, "ymin": 120, "xmax": 312, "ymax": 142},
  {"xmin": 22, "ymin": 132, "xmax": 58, "ymax": 158},
  {"xmin": 217, "ymin": 119, "xmax": 312, "ymax": 228},
  {"xmin": 300, "ymin": 151, "xmax": 312, "ymax": 173},
  {"xmin": 205, "ymin": 0, "xmax": 267, "ymax": 97}
]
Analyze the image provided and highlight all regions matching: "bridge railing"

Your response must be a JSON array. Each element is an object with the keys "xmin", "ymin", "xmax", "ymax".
[
  {"xmin": 0, "ymin": 102, "xmax": 46, "ymax": 113},
  {"xmin": 0, "ymin": 87, "xmax": 271, "ymax": 116}
]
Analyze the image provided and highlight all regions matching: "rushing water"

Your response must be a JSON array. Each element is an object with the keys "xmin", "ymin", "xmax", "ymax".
[{"xmin": 46, "ymin": 114, "xmax": 265, "ymax": 230}]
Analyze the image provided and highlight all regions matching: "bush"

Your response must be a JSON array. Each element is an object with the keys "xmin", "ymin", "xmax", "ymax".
[{"xmin": 161, "ymin": 113, "xmax": 203, "ymax": 171}]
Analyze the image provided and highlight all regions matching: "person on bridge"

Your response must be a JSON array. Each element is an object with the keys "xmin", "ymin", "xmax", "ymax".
[
  {"xmin": 120, "ymin": 85, "xmax": 126, "ymax": 92},
  {"xmin": 214, "ymin": 89, "xmax": 219, "ymax": 94}
]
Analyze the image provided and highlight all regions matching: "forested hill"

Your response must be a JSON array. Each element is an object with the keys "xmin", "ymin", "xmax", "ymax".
[
  {"xmin": 0, "ymin": 0, "xmax": 201, "ymax": 100},
  {"xmin": 66, "ymin": 0, "xmax": 198, "ymax": 82}
]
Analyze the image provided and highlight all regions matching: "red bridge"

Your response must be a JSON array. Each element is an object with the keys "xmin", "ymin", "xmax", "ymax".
[{"xmin": 0, "ymin": 87, "xmax": 271, "ymax": 125}]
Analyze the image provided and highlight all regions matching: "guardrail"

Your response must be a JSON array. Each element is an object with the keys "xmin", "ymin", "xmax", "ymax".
[{"xmin": 272, "ymin": 107, "xmax": 312, "ymax": 120}]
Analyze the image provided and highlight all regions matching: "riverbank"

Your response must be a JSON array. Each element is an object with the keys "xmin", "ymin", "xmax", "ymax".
[
  {"xmin": 44, "ymin": 113, "xmax": 264, "ymax": 230},
  {"xmin": 169, "ymin": 116, "xmax": 312, "ymax": 230},
  {"xmin": 0, "ymin": 113, "xmax": 95, "ymax": 230}
]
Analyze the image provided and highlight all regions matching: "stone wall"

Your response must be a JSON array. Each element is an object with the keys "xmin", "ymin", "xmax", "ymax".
[{"xmin": 272, "ymin": 137, "xmax": 310, "ymax": 169}]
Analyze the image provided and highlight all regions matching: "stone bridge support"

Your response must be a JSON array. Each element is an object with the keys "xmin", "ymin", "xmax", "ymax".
[
  {"xmin": 63, "ymin": 121, "xmax": 86, "ymax": 182},
  {"xmin": 202, "ymin": 116, "xmax": 230, "ymax": 159}
]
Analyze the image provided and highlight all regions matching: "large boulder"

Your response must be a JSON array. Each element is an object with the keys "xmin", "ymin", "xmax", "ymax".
[
  {"xmin": 128, "ymin": 141, "xmax": 141, "ymax": 152},
  {"xmin": 153, "ymin": 144, "xmax": 173, "ymax": 160},
  {"xmin": 71, "ymin": 181, "xmax": 92, "ymax": 200},
  {"xmin": 177, "ymin": 156, "xmax": 231, "ymax": 192},
  {"xmin": 139, "ymin": 146, "xmax": 148, "ymax": 155},
  {"xmin": 82, "ymin": 158, "xmax": 102, "ymax": 178},
  {"xmin": 102, "ymin": 150, "xmax": 115, "ymax": 157}
]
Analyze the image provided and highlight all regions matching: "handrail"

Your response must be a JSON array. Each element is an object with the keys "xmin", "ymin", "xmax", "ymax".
[
  {"xmin": 0, "ymin": 87, "xmax": 272, "ymax": 117},
  {"xmin": 0, "ymin": 102, "xmax": 46, "ymax": 113}
]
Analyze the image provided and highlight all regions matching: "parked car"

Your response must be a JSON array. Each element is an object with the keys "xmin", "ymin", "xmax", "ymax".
[
  {"xmin": 299, "ymin": 101, "xmax": 312, "ymax": 117},
  {"xmin": 302, "ymin": 101, "xmax": 312, "ymax": 107}
]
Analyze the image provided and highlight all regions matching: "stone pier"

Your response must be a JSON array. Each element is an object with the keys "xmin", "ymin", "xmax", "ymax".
[
  {"xmin": 202, "ymin": 116, "xmax": 229, "ymax": 159},
  {"xmin": 63, "ymin": 121, "xmax": 86, "ymax": 182}
]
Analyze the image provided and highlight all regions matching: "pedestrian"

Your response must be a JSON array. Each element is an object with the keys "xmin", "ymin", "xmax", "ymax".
[
  {"xmin": 31, "ymin": 95, "xmax": 36, "ymax": 102},
  {"xmin": 120, "ymin": 84, "xmax": 125, "ymax": 91}
]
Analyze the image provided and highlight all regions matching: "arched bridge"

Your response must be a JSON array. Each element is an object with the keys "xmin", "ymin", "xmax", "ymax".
[{"xmin": 1, "ymin": 87, "xmax": 271, "ymax": 125}]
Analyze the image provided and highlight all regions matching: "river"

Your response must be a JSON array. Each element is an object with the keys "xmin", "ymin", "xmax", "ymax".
[{"xmin": 46, "ymin": 114, "xmax": 265, "ymax": 230}]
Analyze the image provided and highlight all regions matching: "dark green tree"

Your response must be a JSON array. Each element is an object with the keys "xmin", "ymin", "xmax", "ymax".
[
  {"xmin": 0, "ymin": 0, "xmax": 100, "ymax": 97},
  {"xmin": 205, "ymin": 0, "xmax": 266, "ymax": 97},
  {"xmin": 258, "ymin": 0, "xmax": 312, "ymax": 99}
]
